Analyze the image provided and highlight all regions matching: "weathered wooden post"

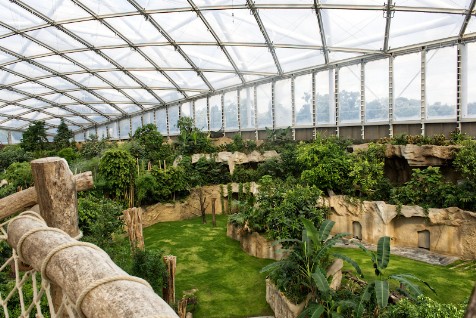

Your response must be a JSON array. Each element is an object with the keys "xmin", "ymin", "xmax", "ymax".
[
  {"xmin": 30, "ymin": 157, "xmax": 80, "ymax": 314},
  {"xmin": 211, "ymin": 198, "xmax": 217, "ymax": 227},
  {"xmin": 123, "ymin": 207, "xmax": 144, "ymax": 251},
  {"xmin": 163, "ymin": 255, "xmax": 176, "ymax": 305}
]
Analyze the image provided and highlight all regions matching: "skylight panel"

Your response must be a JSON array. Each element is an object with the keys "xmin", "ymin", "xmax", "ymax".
[
  {"xmin": 21, "ymin": 0, "xmax": 90, "ymax": 21},
  {"xmin": 129, "ymin": 71, "xmax": 176, "ymax": 88},
  {"xmin": 66, "ymin": 104, "xmax": 97, "ymax": 114},
  {"xmin": 151, "ymin": 12, "xmax": 216, "ymax": 42},
  {"xmin": 2, "ymin": 119, "xmax": 29, "ymax": 128},
  {"xmin": 0, "ymin": 35, "xmax": 51, "ymax": 57},
  {"xmin": 101, "ymin": 48, "xmax": 154, "ymax": 68},
  {"xmin": 227, "ymin": 46, "xmax": 278, "ymax": 73},
  {"xmin": 389, "ymin": 12, "xmax": 464, "ymax": 49},
  {"xmin": 105, "ymin": 15, "xmax": 166, "ymax": 43},
  {"xmin": 66, "ymin": 51, "xmax": 115, "ymax": 70},
  {"xmin": 322, "ymin": 9, "xmax": 385, "ymax": 50},
  {"xmin": 26, "ymin": 27, "xmax": 86, "ymax": 52},
  {"xmin": 94, "ymin": 89, "xmax": 132, "ymax": 102},
  {"xmin": 202, "ymin": 72, "xmax": 242, "ymax": 89},
  {"xmin": 202, "ymin": 9, "xmax": 265, "ymax": 43},
  {"xmin": 276, "ymin": 48, "xmax": 325, "ymax": 73},
  {"xmin": 121, "ymin": 89, "xmax": 160, "ymax": 103},
  {"xmin": 63, "ymin": 20, "xmax": 126, "ymax": 47},
  {"xmin": 397, "ymin": 0, "xmax": 472, "ymax": 9},
  {"xmin": 0, "ymin": 72, "xmax": 25, "ymax": 86},
  {"xmin": 13, "ymin": 82, "xmax": 52, "ymax": 95},
  {"xmin": 180, "ymin": 45, "xmax": 235, "ymax": 71},
  {"xmin": 66, "ymin": 73, "xmax": 110, "ymax": 87},
  {"xmin": 140, "ymin": 46, "xmax": 192, "ymax": 69},
  {"xmin": 43, "ymin": 107, "xmax": 74, "ymax": 116},
  {"xmin": 22, "ymin": 111, "xmax": 51, "ymax": 121},
  {"xmin": 67, "ymin": 90, "xmax": 102, "ymax": 102},
  {"xmin": 0, "ymin": 90, "xmax": 27, "ymax": 102},
  {"xmin": 260, "ymin": 9, "xmax": 322, "ymax": 46},
  {"xmin": 34, "ymin": 55, "xmax": 83, "ymax": 73},
  {"xmin": 0, "ymin": 105, "xmax": 28, "ymax": 115},
  {"xmin": 98, "ymin": 71, "xmax": 139, "ymax": 87},
  {"xmin": 78, "ymin": 0, "xmax": 136, "ymax": 15},
  {"xmin": 0, "ymin": 2, "xmax": 45, "ymax": 30},
  {"xmin": 165, "ymin": 71, "xmax": 209, "ymax": 90},
  {"xmin": 135, "ymin": 0, "xmax": 189, "ymax": 10},
  {"xmin": 6, "ymin": 62, "xmax": 52, "ymax": 78}
]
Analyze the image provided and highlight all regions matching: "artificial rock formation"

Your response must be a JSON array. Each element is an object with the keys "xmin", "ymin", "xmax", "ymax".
[
  {"xmin": 322, "ymin": 195, "xmax": 476, "ymax": 259},
  {"xmin": 191, "ymin": 150, "xmax": 280, "ymax": 174}
]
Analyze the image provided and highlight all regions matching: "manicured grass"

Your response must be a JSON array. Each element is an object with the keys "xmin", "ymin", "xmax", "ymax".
[
  {"xmin": 144, "ymin": 215, "xmax": 274, "ymax": 318},
  {"xmin": 333, "ymin": 247, "xmax": 476, "ymax": 304}
]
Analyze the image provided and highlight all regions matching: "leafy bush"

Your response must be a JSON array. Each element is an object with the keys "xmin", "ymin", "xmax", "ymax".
[
  {"xmin": 53, "ymin": 119, "xmax": 73, "ymax": 150},
  {"xmin": 298, "ymin": 135, "xmax": 352, "ymax": 192},
  {"xmin": 136, "ymin": 166, "xmax": 189, "ymax": 205},
  {"xmin": 176, "ymin": 117, "xmax": 215, "ymax": 155},
  {"xmin": 453, "ymin": 140, "xmax": 476, "ymax": 181},
  {"xmin": 80, "ymin": 134, "xmax": 111, "ymax": 159},
  {"xmin": 78, "ymin": 195, "xmax": 123, "ymax": 246},
  {"xmin": 131, "ymin": 249, "xmax": 168, "ymax": 294},
  {"xmin": 381, "ymin": 296, "xmax": 465, "ymax": 318},
  {"xmin": 231, "ymin": 165, "xmax": 260, "ymax": 183},
  {"xmin": 99, "ymin": 149, "xmax": 136, "ymax": 203},
  {"xmin": 21, "ymin": 121, "xmax": 49, "ymax": 152},
  {"xmin": 348, "ymin": 143, "xmax": 386, "ymax": 197},
  {"xmin": 57, "ymin": 147, "xmax": 78, "ymax": 164},
  {"xmin": 224, "ymin": 134, "xmax": 258, "ymax": 153},
  {"xmin": 243, "ymin": 176, "xmax": 326, "ymax": 241},
  {"xmin": 0, "ymin": 145, "xmax": 33, "ymax": 171},
  {"xmin": 4, "ymin": 162, "xmax": 33, "ymax": 189}
]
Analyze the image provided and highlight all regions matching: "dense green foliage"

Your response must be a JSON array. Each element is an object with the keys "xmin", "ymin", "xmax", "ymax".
[
  {"xmin": 53, "ymin": 119, "xmax": 73, "ymax": 150},
  {"xmin": 131, "ymin": 124, "xmax": 173, "ymax": 162},
  {"xmin": 99, "ymin": 148, "xmax": 136, "ymax": 203},
  {"xmin": 177, "ymin": 117, "xmax": 214, "ymax": 155},
  {"xmin": 381, "ymin": 296, "xmax": 466, "ymax": 318},
  {"xmin": 80, "ymin": 134, "xmax": 111, "ymax": 159},
  {"xmin": 0, "ymin": 145, "xmax": 33, "ymax": 170},
  {"xmin": 131, "ymin": 249, "xmax": 167, "ymax": 294},
  {"xmin": 20, "ymin": 121, "xmax": 48, "ymax": 152}
]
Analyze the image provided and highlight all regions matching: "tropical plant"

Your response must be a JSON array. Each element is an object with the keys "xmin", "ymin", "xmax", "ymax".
[
  {"xmin": 381, "ymin": 295, "xmax": 466, "ymax": 318},
  {"xmin": 0, "ymin": 145, "xmax": 33, "ymax": 170},
  {"xmin": 176, "ymin": 116, "xmax": 215, "ymax": 155},
  {"xmin": 57, "ymin": 147, "xmax": 78, "ymax": 164},
  {"xmin": 354, "ymin": 237, "xmax": 436, "ymax": 316},
  {"xmin": 4, "ymin": 161, "xmax": 33, "ymax": 189},
  {"xmin": 80, "ymin": 134, "xmax": 111, "ymax": 159},
  {"xmin": 262, "ymin": 219, "xmax": 361, "ymax": 306}
]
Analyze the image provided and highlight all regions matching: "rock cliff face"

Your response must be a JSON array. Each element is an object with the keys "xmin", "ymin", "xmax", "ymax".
[
  {"xmin": 351, "ymin": 144, "xmax": 459, "ymax": 167},
  {"xmin": 322, "ymin": 195, "xmax": 476, "ymax": 259},
  {"xmin": 191, "ymin": 150, "xmax": 280, "ymax": 174}
]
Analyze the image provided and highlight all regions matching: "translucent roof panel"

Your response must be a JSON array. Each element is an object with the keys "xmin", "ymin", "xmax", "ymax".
[{"xmin": 0, "ymin": 1, "xmax": 471, "ymax": 134}]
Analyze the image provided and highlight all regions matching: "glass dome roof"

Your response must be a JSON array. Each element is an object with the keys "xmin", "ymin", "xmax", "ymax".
[{"xmin": 0, "ymin": 0, "xmax": 475, "ymax": 134}]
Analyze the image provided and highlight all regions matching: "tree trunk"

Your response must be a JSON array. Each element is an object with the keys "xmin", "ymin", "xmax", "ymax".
[
  {"xmin": 211, "ymin": 198, "xmax": 216, "ymax": 227},
  {"xmin": 0, "ymin": 171, "xmax": 93, "ymax": 221},
  {"xmin": 163, "ymin": 256, "xmax": 176, "ymax": 305},
  {"xmin": 198, "ymin": 189, "xmax": 207, "ymax": 224},
  {"xmin": 123, "ymin": 207, "xmax": 144, "ymax": 251}
]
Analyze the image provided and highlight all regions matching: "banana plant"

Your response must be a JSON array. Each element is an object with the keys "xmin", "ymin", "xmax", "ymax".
[{"xmin": 354, "ymin": 236, "xmax": 436, "ymax": 317}]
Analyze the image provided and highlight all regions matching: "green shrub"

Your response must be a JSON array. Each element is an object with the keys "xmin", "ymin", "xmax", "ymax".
[
  {"xmin": 80, "ymin": 134, "xmax": 110, "ymax": 159},
  {"xmin": 21, "ymin": 121, "xmax": 49, "ymax": 152},
  {"xmin": 53, "ymin": 119, "xmax": 73, "ymax": 150},
  {"xmin": 176, "ymin": 117, "xmax": 216, "ymax": 155},
  {"xmin": 381, "ymin": 296, "xmax": 466, "ymax": 318},
  {"xmin": 4, "ymin": 162, "xmax": 33, "ymax": 189},
  {"xmin": 99, "ymin": 149, "xmax": 136, "ymax": 203},
  {"xmin": 131, "ymin": 249, "xmax": 168, "ymax": 294},
  {"xmin": 136, "ymin": 166, "xmax": 189, "ymax": 204},
  {"xmin": 57, "ymin": 147, "xmax": 78, "ymax": 164},
  {"xmin": 453, "ymin": 140, "xmax": 476, "ymax": 181},
  {"xmin": 0, "ymin": 145, "xmax": 33, "ymax": 171},
  {"xmin": 348, "ymin": 143, "xmax": 386, "ymax": 197}
]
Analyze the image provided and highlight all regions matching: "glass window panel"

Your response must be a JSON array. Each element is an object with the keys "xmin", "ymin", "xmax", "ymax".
[
  {"xmin": 79, "ymin": 0, "xmax": 135, "ymax": 14},
  {"xmin": 97, "ymin": 125, "xmax": 107, "ymax": 140},
  {"xmin": 316, "ymin": 70, "xmax": 335, "ymax": 124},
  {"xmin": 27, "ymin": 27, "xmax": 86, "ymax": 52},
  {"xmin": 295, "ymin": 74, "xmax": 313, "ymax": 126},
  {"xmin": 194, "ymin": 98, "xmax": 208, "ymax": 131},
  {"xmin": 390, "ymin": 12, "xmax": 464, "ymax": 49},
  {"xmin": 426, "ymin": 47, "xmax": 456, "ymax": 119},
  {"xmin": 0, "ymin": 72, "xmax": 25, "ymax": 86},
  {"xmin": 68, "ymin": 91, "xmax": 102, "ymax": 103},
  {"xmin": 5, "ymin": 63, "xmax": 51, "ymax": 78},
  {"xmin": 0, "ymin": 130, "xmax": 8, "ymax": 144},
  {"xmin": 105, "ymin": 16, "xmax": 166, "ymax": 43},
  {"xmin": 203, "ymin": 73, "xmax": 242, "ymax": 90},
  {"xmin": 120, "ymin": 104, "xmax": 142, "ymax": 113},
  {"xmin": 397, "ymin": 0, "xmax": 472, "ymax": 9},
  {"xmin": 67, "ymin": 116, "xmax": 90, "ymax": 124},
  {"xmin": 131, "ymin": 115, "xmax": 142, "ymax": 134},
  {"xmin": 102, "ymin": 48, "xmax": 154, "ymax": 69},
  {"xmin": 156, "ymin": 108, "xmax": 167, "ymax": 134},
  {"xmin": 260, "ymin": 9, "xmax": 322, "ymax": 46},
  {"xmin": 122, "ymin": 89, "xmax": 159, "ymax": 103},
  {"xmin": 165, "ymin": 71, "xmax": 208, "ymax": 90},
  {"xmin": 0, "ymin": 89, "xmax": 27, "ymax": 102},
  {"xmin": 394, "ymin": 53, "xmax": 421, "ymax": 121},
  {"xmin": 11, "ymin": 131, "xmax": 23, "ymax": 144},
  {"xmin": 108, "ymin": 122, "xmax": 119, "ymax": 139},
  {"xmin": 99, "ymin": 71, "xmax": 137, "ymax": 87},
  {"xmin": 140, "ymin": 46, "xmax": 191, "ymax": 69},
  {"xmin": 169, "ymin": 106, "xmax": 180, "ymax": 134},
  {"xmin": 339, "ymin": 65, "xmax": 361, "ymax": 123},
  {"xmin": 322, "ymin": 9, "xmax": 385, "ymax": 50},
  {"xmin": 1, "ymin": 105, "xmax": 27, "ymax": 115},
  {"xmin": 240, "ymin": 87, "xmax": 255, "ymax": 129},
  {"xmin": 365, "ymin": 59, "xmax": 389, "ymax": 122},
  {"xmin": 67, "ymin": 74, "xmax": 109, "ymax": 88},
  {"xmin": 181, "ymin": 46, "xmax": 234, "ymax": 71},
  {"xmin": 39, "ymin": 77, "xmax": 78, "ymax": 90},
  {"xmin": 75, "ymin": 132, "xmax": 85, "ymax": 142},
  {"xmin": 95, "ymin": 89, "xmax": 131, "ymax": 102},
  {"xmin": 22, "ymin": 112, "xmax": 51, "ymax": 121},
  {"xmin": 66, "ymin": 105, "xmax": 96, "ymax": 114},
  {"xmin": 464, "ymin": 43, "xmax": 476, "ymax": 118},
  {"xmin": 274, "ymin": 79, "xmax": 292, "ymax": 128},
  {"xmin": 135, "ymin": 0, "xmax": 189, "ymax": 10},
  {"xmin": 22, "ymin": 0, "xmax": 90, "ymax": 20},
  {"xmin": 3, "ymin": 119, "xmax": 28, "ymax": 128},
  {"xmin": 0, "ymin": 35, "xmax": 51, "ymax": 57},
  {"xmin": 119, "ymin": 118, "xmax": 130, "ymax": 138},
  {"xmin": 209, "ymin": 95, "xmax": 222, "ymax": 131},
  {"xmin": 66, "ymin": 51, "xmax": 115, "ymax": 70},
  {"xmin": 129, "ymin": 71, "xmax": 175, "ymax": 88},
  {"xmin": 154, "ymin": 90, "xmax": 182, "ymax": 103},
  {"xmin": 256, "ymin": 83, "xmax": 272, "ymax": 128},
  {"xmin": 224, "ymin": 92, "xmax": 239, "ymax": 130},
  {"xmin": 0, "ymin": 2, "xmax": 44, "ymax": 29},
  {"xmin": 465, "ymin": 16, "xmax": 476, "ymax": 34},
  {"xmin": 13, "ymin": 82, "xmax": 51, "ymax": 95},
  {"xmin": 181, "ymin": 102, "xmax": 193, "ymax": 119},
  {"xmin": 143, "ymin": 111, "xmax": 154, "ymax": 125}
]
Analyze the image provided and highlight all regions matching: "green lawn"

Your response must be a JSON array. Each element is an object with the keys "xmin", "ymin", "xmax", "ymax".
[
  {"xmin": 143, "ymin": 215, "xmax": 274, "ymax": 318},
  {"xmin": 333, "ymin": 247, "xmax": 476, "ymax": 304}
]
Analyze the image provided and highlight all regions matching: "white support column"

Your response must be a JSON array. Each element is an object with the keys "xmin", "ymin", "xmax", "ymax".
[
  {"xmin": 129, "ymin": 116, "xmax": 132, "ymax": 137},
  {"xmin": 7, "ymin": 131, "xmax": 12, "ymax": 145},
  {"xmin": 221, "ymin": 94, "xmax": 225, "ymax": 132},
  {"xmin": 192, "ymin": 100, "xmax": 196, "ymax": 126},
  {"xmin": 291, "ymin": 76, "xmax": 296, "ymax": 141},
  {"xmin": 254, "ymin": 86, "xmax": 258, "ymax": 140},
  {"xmin": 237, "ymin": 90, "xmax": 241, "ymax": 133},
  {"xmin": 457, "ymin": 44, "xmax": 465, "ymax": 132},
  {"xmin": 421, "ymin": 49, "xmax": 427, "ymax": 136},
  {"xmin": 360, "ymin": 61, "xmax": 366, "ymax": 140},
  {"xmin": 335, "ymin": 68, "xmax": 340, "ymax": 137},
  {"xmin": 165, "ymin": 105, "xmax": 170, "ymax": 137},
  {"xmin": 312, "ymin": 72, "xmax": 317, "ymax": 139},
  {"xmin": 272, "ymin": 81, "xmax": 276, "ymax": 130},
  {"xmin": 389, "ymin": 55, "xmax": 394, "ymax": 137},
  {"xmin": 206, "ymin": 96, "xmax": 210, "ymax": 132}
]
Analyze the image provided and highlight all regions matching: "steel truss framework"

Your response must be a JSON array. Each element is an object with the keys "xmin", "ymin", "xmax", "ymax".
[{"xmin": 0, "ymin": 0, "xmax": 475, "ymax": 142}]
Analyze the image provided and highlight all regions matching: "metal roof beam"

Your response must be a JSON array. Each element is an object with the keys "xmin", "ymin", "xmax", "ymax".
[
  {"xmin": 460, "ymin": 0, "xmax": 476, "ymax": 37},
  {"xmin": 314, "ymin": 0, "xmax": 329, "ymax": 64},
  {"xmin": 383, "ymin": 0, "xmax": 394, "ymax": 53},
  {"xmin": 188, "ymin": 0, "xmax": 246, "ymax": 84},
  {"xmin": 127, "ymin": 0, "xmax": 215, "ymax": 92},
  {"xmin": 246, "ymin": 0, "xmax": 283, "ymax": 76}
]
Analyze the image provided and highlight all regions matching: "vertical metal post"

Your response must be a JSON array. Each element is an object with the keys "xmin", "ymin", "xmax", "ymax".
[
  {"xmin": 421, "ymin": 49, "xmax": 427, "ymax": 136},
  {"xmin": 312, "ymin": 72, "xmax": 317, "ymax": 139},
  {"xmin": 7, "ymin": 131, "xmax": 12, "ymax": 145},
  {"xmin": 335, "ymin": 68, "xmax": 340, "ymax": 137},
  {"xmin": 254, "ymin": 85, "xmax": 258, "ymax": 140},
  {"xmin": 360, "ymin": 61, "xmax": 366, "ymax": 140},
  {"xmin": 389, "ymin": 55, "xmax": 394, "ymax": 137},
  {"xmin": 206, "ymin": 96, "xmax": 210, "ymax": 132},
  {"xmin": 457, "ymin": 44, "xmax": 465, "ymax": 132},
  {"xmin": 237, "ymin": 90, "xmax": 241, "ymax": 133},
  {"xmin": 272, "ymin": 81, "xmax": 276, "ymax": 130},
  {"xmin": 192, "ymin": 100, "xmax": 196, "ymax": 126},
  {"xmin": 291, "ymin": 76, "xmax": 296, "ymax": 140},
  {"xmin": 221, "ymin": 94, "xmax": 225, "ymax": 132},
  {"xmin": 129, "ymin": 116, "xmax": 132, "ymax": 137},
  {"xmin": 165, "ymin": 105, "xmax": 170, "ymax": 137}
]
